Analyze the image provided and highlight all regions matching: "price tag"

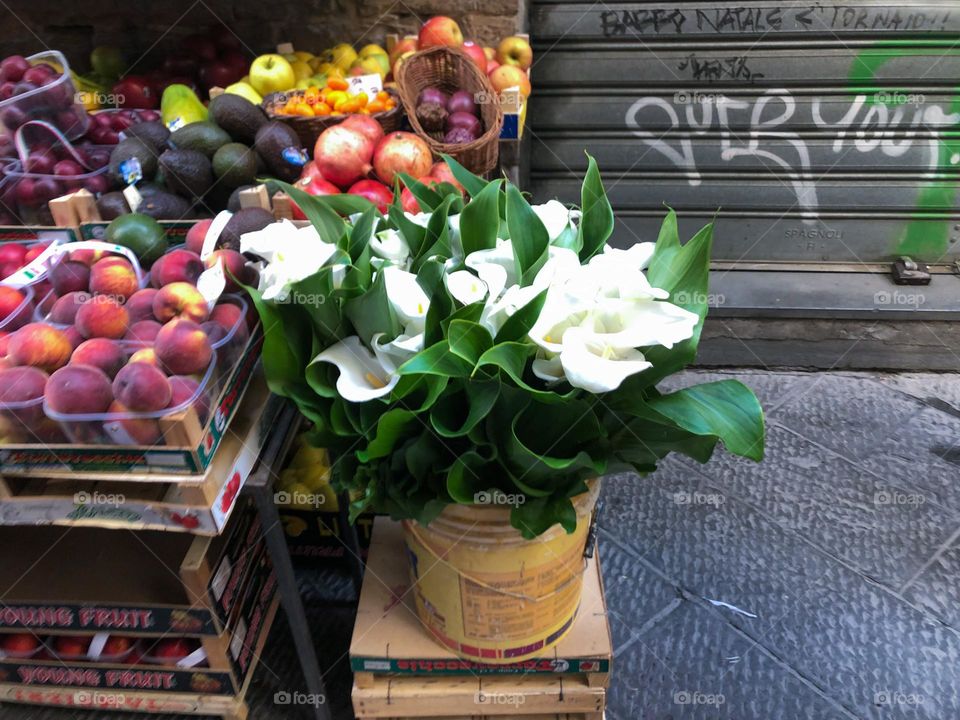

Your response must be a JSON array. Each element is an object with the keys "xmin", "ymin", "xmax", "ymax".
[
  {"xmin": 196, "ymin": 257, "xmax": 226, "ymax": 310},
  {"xmin": 347, "ymin": 73, "xmax": 383, "ymax": 98},
  {"xmin": 167, "ymin": 116, "xmax": 185, "ymax": 132},
  {"xmin": 281, "ymin": 146, "xmax": 309, "ymax": 167},
  {"xmin": 202, "ymin": 210, "xmax": 233, "ymax": 261},
  {"xmin": 122, "ymin": 183, "xmax": 143, "ymax": 212}
]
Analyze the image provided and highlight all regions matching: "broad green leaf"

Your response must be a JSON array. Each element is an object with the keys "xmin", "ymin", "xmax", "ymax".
[
  {"xmin": 440, "ymin": 153, "xmax": 489, "ymax": 197},
  {"xmin": 460, "ymin": 180, "xmax": 503, "ymax": 256},
  {"xmin": 418, "ymin": 259, "xmax": 453, "ymax": 347},
  {"xmin": 430, "ymin": 381, "xmax": 500, "ymax": 437},
  {"xmin": 645, "ymin": 380, "xmax": 765, "ymax": 461},
  {"xmin": 511, "ymin": 494, "xmax": 578, "ymax": 539},
  {"xmin": 357, "ymin": 409, "xmax": 418, "ymax": 462},
  {"xmin": 447, "ymin": 319, "xmax": 493, "ymax": 366},
  {"xmin": 505, "ymin": 183, "xmax": 549, "ymax": 282},
  {"xmin": 576, "ymin": 154, "xmax": 614, "ymax": 261},
  {"xmin": 416, "ymin": 194, "xmax": 455, "ymax": 263},
  {"xmin": 398, "ymin": 172, "xmax": 442, "ymax": 212},
  {"xmin": 477, "ymin": 343, "xmax": 577, "ymax": 403},
  {"xmin": 348, "ymin": 206, "xmax": 377, "ymax": 263},
  {"xmin": 388, "ymin": 204, "xmax": 426, "ymax": 256},
  {"xmin": 270, "ymin": 180, "xmax": 346, "ymax": 244},
  {"xmin": 446, "ymin": 451, "xmax": 493, "ymax": 504},
  {"xmin": 242, "ymin": 282, "xmax": 307, "ymax": 396},
  {"xmin": 343, "ymin": 269, "xmax": 402, "ymax": 345},
  {"xmin": 494, "ymin": 288, "xmax": 548, "ymax": 344},
  {"xmin": 397, "ymin": 340, "xmax": 474, "ymax": 377}
]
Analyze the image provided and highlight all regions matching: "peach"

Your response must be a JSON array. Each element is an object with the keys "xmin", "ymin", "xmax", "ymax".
[
  {"xmin": 8, "ymin": 323, "xmax": 73, "ymax": 373},
  {"xmin": 69, "ymin": 248, "xmax": 105, "ymax": 267},
  {"xmin": 0, "ymin": 366, "xmax": 48, "ymax": 424},
  {"xmin": 89, "ymin": 256, "xmax": 139, "ymax": 302},
  {"xmin": 201, "ymin": 321, "xmax": 227, "ymax": 346},
  {"xmin": 113, "ymin": 362, "xmax": 172, "ymax": 411},
  {"xmin": 204, "ymin": 250, "xmax": 250, "ymax": 292},
  {"xmin": 103, "ymin": 401, "xmax": 162, "ymax": 445},
  {"xmin": 63, "ymin": 326, "xmax": 84, "ymax": 350},
  {"xmin": 125, "ymin": 320, "xmax": 162, "ymax": 343},
  {"xmin": 48, "ymin": 291, "xmax": 90, "ymax": 325},
  {"xmin": 185, "ymin": 219, "xmax": 213, "ymax": 256},
  {"xmin": 125, "ymin": 288, "xmax": 158, "ymax": 323},
  {"xmin": 155, "ymin": 318, "xmax": 212, "ymax": 375},
  {"xmin": 51, "ymin": 260, "xmax": 90, "ymax": 296},
  {"xmin": 0, "ymin": 332, "xmax": 8, "ymax": 358},
  {"xmin": 71, "ymin": 338, "xmax": 125, "ymax": 378},
  {"xmin": 150, "ymin": 249, "xmax": 203, "ymax": 288},
  {"xmin": 128, "ymin": 347, "xmax": 158, "ymax": 366},
  {"xmin": 23, "ymin": 242, "xmax": 50, "ymax": 264},
  {"xmin": 168, "ymin": 375, "xmax": 209, "ymax": 423},
  {"xmin": 152, "ymin": 282, "xmax": 209, "ymax": 324},
  {"xmin": 0, "ymin": 285, "xmax": 27, "ymax": 323},
  {"xmin": 208, "ymin": 302, "xmax": 243, "ymax": 334},
  {"xmin": 75, "ymin": 296, "xmax": 129, "ymax": 339},
  {"xmin": 44, "ymin": 364, "xmax": 113, "ymax": 415}
]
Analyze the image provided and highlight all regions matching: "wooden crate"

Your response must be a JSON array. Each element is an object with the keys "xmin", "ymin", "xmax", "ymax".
[
  {"xmin": 0, "ymin": 371, "xmax": 282, "ymax": 534},
  {"xmin": 351, "ymin": 518, "xmax": 612, "ymax": 719}
]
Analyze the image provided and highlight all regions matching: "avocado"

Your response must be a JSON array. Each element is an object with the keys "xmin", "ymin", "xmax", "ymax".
[
  {"xmin": 158, "ymin": 148, "xmax": 214, "ymax": 199},
  {"xmin": 169, "ymin": 121, "xmax": 231, "ymax": 157},
  {"xmin": 254, "ymin": 121, "xmax": 306, "ymax": 183},
  {"xmin": 108, "ymin": 137, "xmax": 160, "ymax": 185},
  {"xmin": 96, "ymin": 192, "xmax": 131, "ymax": 220},
  {"xmin": 218, "ymin": 207, "xmax": 275, "ymax": 251},
  {"xmin": 138, "ymin": 188, "xmax": 194, "ymax": 220},
  {"xmin": 212, "ymin": 143, "xmax": 258, "ymax": 188},
  {"xmin": 122, "ymin": 121, "xmax": 170, "ymax": 151},
  {"xmin": 209, "ymin": 94, "xmax": 269, "ymax": 145}
]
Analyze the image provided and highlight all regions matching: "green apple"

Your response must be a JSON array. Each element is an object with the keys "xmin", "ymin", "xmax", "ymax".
[
  {"xmin": 249, "ymin": 54, "xmax": 296, "ymax": 95},
  {"xmin": 224, "ymin": 81, "xmax": 263, "ymax": 104}
]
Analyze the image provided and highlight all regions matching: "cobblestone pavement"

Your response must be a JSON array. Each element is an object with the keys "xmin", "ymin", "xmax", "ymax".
[{"xmin": 6, "ymin": 370, "xmax": 959, "ymax": 720}]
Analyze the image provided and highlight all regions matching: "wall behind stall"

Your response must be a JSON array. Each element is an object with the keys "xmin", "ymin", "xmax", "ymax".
[{"xmin": 0, "ymin": 0, "xmax": 523, "ymax": 73}]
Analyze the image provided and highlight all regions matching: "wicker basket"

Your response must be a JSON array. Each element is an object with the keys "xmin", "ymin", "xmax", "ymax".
[
  {"xmin": 396, "ymin": 46, "xmax": 503, "ymax": 176},
  {"xmin": 262, "ymin": 88, "xmax": 404, "ymax": 148}
]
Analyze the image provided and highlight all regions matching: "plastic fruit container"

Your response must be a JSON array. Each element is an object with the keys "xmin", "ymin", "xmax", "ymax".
[
  {"xmin": 0, "ymin": 51, "xmax": 89, "ymax": 141},
  {"xmin": 0, "ymin": 282, "xmax": 34, "ymax": 331},
  {"xmin": 85, "ymin": 108, "xmax": 163, "ymax": 145},
  {"xmin": 0, "ymin": 238, "xmax": 61, "ymax": 287}
]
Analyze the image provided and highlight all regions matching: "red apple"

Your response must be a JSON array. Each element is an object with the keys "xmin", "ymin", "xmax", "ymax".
[
  {"xmin": 418, "ymin": 16, "xmax": 464, "ymax": 49},
  {"xmin": 0, "ymin": 633, "xmax": 40, "ymax": 655},
  {"xmin": 388, "ymin": 38, "xmax": 418, "ymax": 67},
  {"xmin": 488, "ymin": 64, "xmax": 531, "ymax": 97},
  {"xmin": 53, "ymin": 635, "xmax": 90, "ymax": 658},
  {"xmin": 102, "ymin": 636, "xmax": 134, "ymax": 656},
  {"xmin": 461, "ymin": 41, "xmax": 487, "ymax": 73},
  {"xmin": 112, "ymin": 76, "xmax": 158, "ymax": 109},
  {"xmin": 152, "ymin": 637, "xmax": 197, "ymax": 662}
]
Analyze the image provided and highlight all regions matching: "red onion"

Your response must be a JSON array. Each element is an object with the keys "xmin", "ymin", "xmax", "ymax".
[
  {"xmin": 373, "ymin": 131, "xmax": 433, "ymax": 186},
  {"xmin": 341, "ymin": 114, "xmax": 384, "ymax": 147},
  {"xmin": 446, "ymin": 90, "xmax": 478, "ymax": 116},
  {"xmin": 446, "ymin": 111, "xmax": 482, "ymax": 136},
  {"xmin": 313, "ymin": 125, "xmax": 375, "ymax": 189},
  {"xmin": 348, "ymin": 179, "xmax": 393, "ymax": 214},
  {"xmin": 444, "ymin": 127, "xmax": 476, "ymax": 144},
  {"xmin": 418, "ymin": 87, "xmax": 448, "ymax": 107}
]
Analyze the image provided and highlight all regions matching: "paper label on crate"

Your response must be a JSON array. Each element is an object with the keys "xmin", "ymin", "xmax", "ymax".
[
  {"xmin": 0, "ymin": 239, "xmax": 64, "ymax": 288},
  {"xmin": 86, "ymin": 632, "xmax": 109, "ymax": 660},
  {"xmin": 210, "ymin": 556, "xmax": 233, "ymax": 602},
  {"xmin": 347, "ymin": 73, "xmax": 383, "ymax": 97},
  {"xmin": 201, "ymin": 210, "xmax": 232, "ymax": 260},
  {"xmin": 118, "ymin": 157, "xmax": 142, "ymax": 185},
  {"xmin": 230, "ymin": 617, "xmax": 248, "ymax": 661},
  {"xmin": 197, "ymin": 257, "xmax": 226, "ymax": 310},
  {"xmin": 177, "ymin": 647, "xmax": 208, "ymax": 668},
  {"xmin": 122, "ymin": 183, "xmax": 143, "ymax": 212}
]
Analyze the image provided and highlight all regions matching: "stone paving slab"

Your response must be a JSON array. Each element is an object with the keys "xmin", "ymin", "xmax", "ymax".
[{"xmin": 902, "ymin": 536, "xmax": 960, "ymax": 629}]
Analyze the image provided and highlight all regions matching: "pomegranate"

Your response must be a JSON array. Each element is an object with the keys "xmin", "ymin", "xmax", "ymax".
[
  {"xmin": 312, "ymin": 125, "xmax": 375, "ymax": 189},
  {"xmin": 348, "ymin": 179, "xmax": 393, "ymax": 214},
  {"xmin": 430, "ymin": 160, "xmax": 464, "ymax": 193},
  {"xmin": 291, "ymin": 178, "xmax": 341, "ymax": 220},
  {"xmin": 299, "ymin": 161, "xmax": 325, "ymax": 185},
  {"xmin": 341, "ymin": 114, "xmax": 384, "ymax": 147},
  {"xmin": 373, "ymin": 131, "xmax": 432, "ymax": 186}
]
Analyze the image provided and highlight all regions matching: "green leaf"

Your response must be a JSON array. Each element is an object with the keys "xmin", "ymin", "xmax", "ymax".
[
  {"xmin": 460, "ymin": 180, "xmax": 503, "ymax": 256},
  {"xmin": 645, "ymin": 380, "xmax": 765, "ymax": 461},
  {"xmin": 348, "ymin": 206, "xmax": 377, "ymax": 263},
  {"xmin": 398, "ymin": 172, "xmax": 442, "ymax": 212},
  {"xmin": 494, "ymin": 288, "xmax": 547, "ymax": 344},
  {"xmin": 477, "ymin": 343, "xmax": 577, "ymax": 403},
  {"xmin": 343, "ymin": 269, "xmax": 402, "ymax": 346},
  {"xmin": 446, "ymin": 451, "xmax": 493, "ymax": 504},
  {"xmin": 413, "ymin": 195, "xmax": 455, "ymax": 270},
  {"xmin": 440, "ymin": 153, "xmax": 489, "ymax": 198},
  {"xmin": 357, "ymin": 409, "xmax": 419, "ymax": 462},
  {"xmin": 271, "ymin": 180, "xmax": 346, "ymax": 244},
  {"xmin": 511, "ymin": 494, "xmax": 578, "ymax": 539},
  {"xmin": 448, "ymin": 319, "xmax": 493, "ymax": 366},
  {"xmin": 417, "ymin": 259, "xmax": 453, "ymax": 347},
  {"xmin": 430, "ymin": 381, "xmax": 500, "ymax": 437},
  {"xmin": 505, "ymin": 183, "xmax": 549, "ymax": 282},
  {"xmin": 577, "ymin": 154, "xmax": 614, "ymax": 261},
  {"xmin": 552, "ymin": 223, "xmax": 581, "ymax": 253},
  {"xmin": 388, "ymin": 204, "xmax": 426, "ymax": 257},
  {"xmin": 304, "ymin": 191, "xmax": 377, "ymax": 216},
  {"xmin": 242, "ymin": 282, "xmax": 308, "ymax": 397},
  {"xmin": 397, "ymin": 340, "xmax": 474, "ymax": 377}
]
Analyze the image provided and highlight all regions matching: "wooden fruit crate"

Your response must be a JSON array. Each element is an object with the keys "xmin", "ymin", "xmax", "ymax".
[
  {"xmin": 350, "ymin": 518, "xmax": 612, "ymax": 719},
  {"xmin": 0, "ymin": 371, "xmax": 283, "ymax": 534},
  {"xmin": 0, "ymin": 502, "xmax": 279, "ymax": 720}
]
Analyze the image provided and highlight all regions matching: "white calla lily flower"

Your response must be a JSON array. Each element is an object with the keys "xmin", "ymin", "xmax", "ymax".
[
  {"xmin": 370, "ymin": 228, "xmax": 411, "ymax": 267},
  {"xmin": 381, "ymin": 265, "xmax": 429, "ymax": 334},
  {"xmin": 532, "ymin": 200, "xmax": 577, "ymax": 241},
  {"xmin": 558, "ymin": 328, "xmax": 653, "ymax": 393},
  {"xmin": 310, "ymin": 336, "xmax": 399, "ymax": 402},
  {"xmin": 446, "ymin": 270, "xmax": 489, "ymax": 305},
  {"xmin": 372, "ymin": 332, "xmax": 423, "ymax": 371},
  {"xmin": 240, "ymin": 220, "xmax": 338, "ymax": 301},
  {"xmin": 531, "ymin": 352, "xmax": 564, "ymax": 383}
]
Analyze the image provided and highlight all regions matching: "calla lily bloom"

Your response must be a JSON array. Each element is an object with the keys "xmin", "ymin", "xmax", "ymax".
[
  {"xmin": 240, "ymin": 220, "xmax": 338, "ymax": 302},
  {"xmin": 310, "ymin": 336, "xmax": 399, "ymax": 402}
]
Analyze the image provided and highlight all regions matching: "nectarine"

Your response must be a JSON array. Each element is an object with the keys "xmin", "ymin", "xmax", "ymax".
[{"xmin": 8, "ymin": 323, "xmax": 73, "ymax": 372}]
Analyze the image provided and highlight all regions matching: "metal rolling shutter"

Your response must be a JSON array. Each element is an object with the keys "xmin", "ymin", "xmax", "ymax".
[{"xmin": 527, "ymin": 1, "xmax": 960, "ymax": 368}]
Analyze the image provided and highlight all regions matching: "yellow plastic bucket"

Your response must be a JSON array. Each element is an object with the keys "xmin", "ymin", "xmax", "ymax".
[{"xmin": 401, "ymin": 480, "xmax": 600, "ymax": 663}]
